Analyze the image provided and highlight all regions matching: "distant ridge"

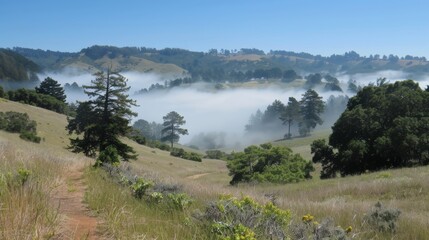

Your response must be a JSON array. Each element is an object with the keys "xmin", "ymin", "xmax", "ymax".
[{"xmin": 12, "ymin": 45, "xmax": 429, "ymax": 80}]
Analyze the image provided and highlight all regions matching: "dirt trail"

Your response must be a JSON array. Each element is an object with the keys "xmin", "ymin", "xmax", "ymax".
[
  {"xmin": 54, "ymin": 166, "xmax": 99, "ymax": 239},
  {"xmin": 186, "ymin": 172, "xmax": 211, "ymax": 180}
]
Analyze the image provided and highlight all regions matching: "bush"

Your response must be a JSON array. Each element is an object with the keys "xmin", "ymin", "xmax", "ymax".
[
  {"xmin": 227, "ymin": 144, "xmax": 313, "ymax": 185},
  {"xmin": 19, "ymin": 131, "xmax": 41, "ymax": 143},
  {"xmin": 131, "ymin": 178, "xmax": 153, "ymax": 199},
  {"xmin": 7, "ymin": 89, "xmax": 67, "ymax": 114},
  {"xmin": 200, "ymin": 195, "xmax": 291, "ymax": 239},
  {"xmin": 0, "ymin": 111, "xmax": 41, "ymax": 143},
  {"xmin": 290, "ymin": 216, "xmax": 350, "ymax": 240},
  {"xmin": 365, "ymin": 202, "xmax": 401, "ymax": 233},
  {"xmin": 167, "ymin": 193, "xmax": 193, "ymax": 211},
  {"xmin": 130, "ymin": 135, "xmax": 146, "ymax": 145},
  {"xmin": 146, "ymin": 140, "xmax": 171, "ymax": 151},
  {"xmin": 205, "ymin": 150, "xmax": 227, "ymax": 160},
  {"xmin": 170, "ymin": 148, "xmax": 202, "ymax": 162}
]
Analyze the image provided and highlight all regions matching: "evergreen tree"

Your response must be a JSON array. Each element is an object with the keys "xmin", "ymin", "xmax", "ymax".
[
  {"xmin": 35, "ymin": 77, "xmax": 66, "ymax": 102},
  {"xmin": 67, "ymin": 69, "xmax": 137, "ymax": 162},
  {"xmin": 280, "ymin": 97, "xmax": 301, "ymax": 139},
  {"xmin": 299, "ymin": 89, "xmax": 325, "ymax": 136},
  {"xmin": 161, "ymin": 111, "xmax": 188, "ymax": 149}
]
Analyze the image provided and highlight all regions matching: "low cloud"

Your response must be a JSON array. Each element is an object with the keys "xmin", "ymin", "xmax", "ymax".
[{"xmin": 37, "ymin": 69, "xmax": 429, "ymax": 150}]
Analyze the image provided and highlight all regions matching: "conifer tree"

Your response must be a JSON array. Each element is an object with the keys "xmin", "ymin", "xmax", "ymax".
[
  {"xmin": 161, "ymin": 111, "xmax": 188, "ymax": 149},
  {"xmin": 67, "ymin": 69, "xmax": 137, "ymax": 162},
  {"xmin": 36, "ymin": 77, "xmax": 66, "ymax": 102}
]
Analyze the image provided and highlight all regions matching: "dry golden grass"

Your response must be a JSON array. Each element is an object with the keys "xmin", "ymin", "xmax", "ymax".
[
  {"xmin": 0, "ymin": 139, "xmax": 90, "ymax": 239},
  {"xmin": 2, "ymin": 99, "xmax": 429, "ymax": 239},
  {"xmin": 128, "ymin": 133, "xmax": 429, "ymax": 239}
]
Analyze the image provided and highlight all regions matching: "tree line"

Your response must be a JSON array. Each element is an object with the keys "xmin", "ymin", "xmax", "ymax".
[{"xmin": 246, "ymin": 89, "xmax": 326, "ymax": 139}]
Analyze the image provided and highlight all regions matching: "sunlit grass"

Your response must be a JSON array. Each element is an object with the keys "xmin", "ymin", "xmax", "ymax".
[{"xmin": 2, "ymin": 99, "xmax": 429, "ymax": 239}]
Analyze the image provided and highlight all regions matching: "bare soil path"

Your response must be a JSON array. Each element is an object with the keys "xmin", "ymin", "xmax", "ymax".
[{"xmin": 54, "ymin": 166, "xmax": 99, "ymax": 239}]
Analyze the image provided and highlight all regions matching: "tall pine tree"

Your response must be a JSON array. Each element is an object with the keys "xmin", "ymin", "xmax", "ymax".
[
  {"xmin": 36, "ymin": 77, "xmax": 66, "ymax": 102},
  {"xmin": 161, "ymin": 111, "xmax": 188, "ymax": 149},
  {"xmin": 299, "ymin": 89, "xmax": 325, "ymax": 136},
  {"xmin": 67, "ymin": 69, "xmax": 137, "ymax": 162}
]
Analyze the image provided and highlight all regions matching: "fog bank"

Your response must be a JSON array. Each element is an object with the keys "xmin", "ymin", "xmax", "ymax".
[{"xmin": 36, "ymin": 69, "xmax": 429, "ymax": 150}]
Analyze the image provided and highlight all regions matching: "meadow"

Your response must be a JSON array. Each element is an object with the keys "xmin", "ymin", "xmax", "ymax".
[{"xmin": 0, "ymin": 99, "xmax": 428, "ymax": 239}]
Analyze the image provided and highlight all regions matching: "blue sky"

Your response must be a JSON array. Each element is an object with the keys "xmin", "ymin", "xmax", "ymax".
[{"xmin": 1, "ymin": 0, "xmax": 428, "ymax": 57}]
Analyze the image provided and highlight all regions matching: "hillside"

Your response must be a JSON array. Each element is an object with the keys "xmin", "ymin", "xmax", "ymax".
[
  {"xmin": 1, "ymin": 99, "xmax": 428, "ymax": 239},
  {"xmin": 0, "ymin": 48, "xmax": 40, "ymax": 82},
  {"xmin": 14, "ymin": 46, "xmax": 429, "ymax": 82}
]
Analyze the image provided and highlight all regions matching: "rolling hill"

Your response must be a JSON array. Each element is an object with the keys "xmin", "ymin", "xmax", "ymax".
[
  {"xmin": 1, "ymin": 99, "xmax": 428, "ymax": 239},
  {"xmin": 13, "ymin": 46, "xmax": 429, "ymax": 82}
]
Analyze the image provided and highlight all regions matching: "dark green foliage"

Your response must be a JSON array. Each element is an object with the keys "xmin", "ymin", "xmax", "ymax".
[
  {"xmin": 96, "ymin": 145, "xmax": 120, "ymax": 166},
  {"xmin": 6, "ymin": 89, "xmax": 67, "ymax": 114},
  {"xmin": 0, "ymin": 86, "xmax": 4, "ymax": 98},
  {"xmin": 132, "ymin": 119, "xmax": 163, "ymax": 141},
  {"xmin": 312, "ymin": 80, "xmax": 429, "ymax": 178},
  {"xmin": 0, "ymin": 111, "xmax": 40, "ymax": 143},
  {"xmin": 299, "ymin": 89, "xmax": 325, "ymax": 136},
  {"xmin": 280, "ymin": 97, "xmax": 301, "ymax": 139},
  {"xmin": 170, "ymin": 148, "xmax": 202, "ymax": 162},
  {"xmin": 15, "ymin": 46, "xmax": 429, "ymax": 84},
  {"xmin": 227, "ymin": 143, "xmax": 313, "ymax": 185},
  {"xmin": 282, "ymin": 69, "xmax": 299, "ymax": 82},
  {"xmin": 146, "ymin": 140, "xmax": 171, "ymax": 151},
  {"xmin": 67, "ymin": 70, "xmax": 137, "ymax": 162},
  {"xmin": 130, "ymin": 134, "xmax": 146, "ymax": 145},
  {"xmin": 19, "ymin": 131, "xmax": 41, "ymax": 143},
  {"xmin": 161, "ymin": 111, "xmax": 188, "ymax": 149},
  {"xmin": 0, "ymin": 49, "xmax": 40, "ymax": 81},
  {"xmin": 35, "ymin": 77, "xmax": 66, "ymax": 102},
  {"xmin": 305, "ymin": 73, "xmax": 322, "ymax": 87},
  {"xmin": 205, "ymin": 150, "xmax": 227, "ymax": 160}
]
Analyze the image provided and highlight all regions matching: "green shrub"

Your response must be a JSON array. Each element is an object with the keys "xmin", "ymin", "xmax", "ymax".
[
  {"xmin": 227, "ymin": 144, "xmax": 313, "ymax": 185},
  {"xmin": 167, "ymin": 193, "xmax": 193, "ymax": 211},
  {"xmin": 365, "ymin": 202, "xmax": 401, "ymax": 233},
  {"xmin": 19, "ymin": 131, "xmax": 41, "ymax": 143},
  {"xmin": 0, "ymin": 111, "xmax": 41, "ymax": 143},
  {"xmin": 171, "ymin": 148, "xmax": 202, "ymax": 162},
  {"xmin": 130, "ymin": 135, "xmax": 146, "ymax": 145},
  {"xmin": 223, "ymin": 224, "xmax": 256, "ymax": 240},
  {"xmin": 200, "ymin": 195, "xmax": 291, "ymax": 239},
  {"xmin": 205, "ymin": 150, "xmax": 227, "ymax": 160},
  {"xmin": 170, "ymin": 147, "xmax": 186, "ymax": 157},
  {"xmin": 146, "ymin": 140, "xmax": 171, "ymax": 151},
  {"xmin": 131, "ymin": 178, "xmax": 153, "ymax": 199},
  {"xmin": 149, "ymin": 192, "xmax": 164, "ymax": 203},
  {"xmin": 17, "ymin": 168, "xmax": 31, "ymax": 185}
]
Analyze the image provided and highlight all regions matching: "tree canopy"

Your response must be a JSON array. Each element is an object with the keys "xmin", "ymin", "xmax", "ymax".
[
  {"xmin": 161, "ymin": 111, "xmax": 188, "ymax": 149},
  {"xmin": 280, "ymin": 97, "xmax": 301, "ymax": 139},
  {"xmin": 35, "ymin": 77, "xmax": 66, "ymax": 102},
  {"xmin": 299, "ymin": 89, "xmax": 325, "ymax": 136},
  {"xmin": 312, "ymin": 80, "xmax": 429, "ymax": 178},
  {"xmin": 67, "ymin": 70, "xmax": 137, "ymax": 163}
]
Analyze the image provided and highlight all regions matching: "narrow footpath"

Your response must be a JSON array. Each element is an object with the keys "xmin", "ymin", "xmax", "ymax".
[{"xmin": 54, "ymin": 166, "xmax": 99, "ymax": 239}]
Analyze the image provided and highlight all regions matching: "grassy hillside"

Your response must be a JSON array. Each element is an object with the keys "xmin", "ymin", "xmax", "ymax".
[{"xmin": 1, "ymin": 99, "xmax": 428, "ymax": 239}]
